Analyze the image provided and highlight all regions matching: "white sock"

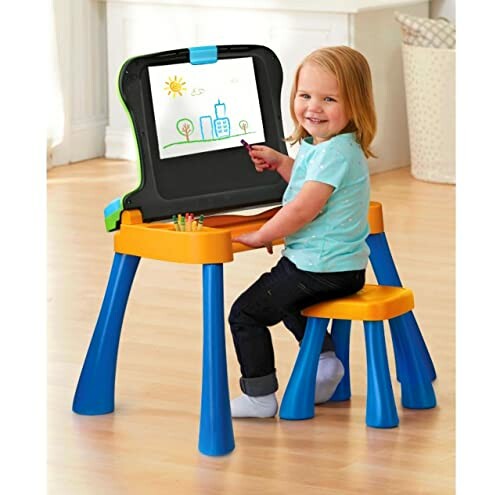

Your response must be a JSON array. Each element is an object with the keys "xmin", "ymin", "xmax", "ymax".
[
  {"xmin": 230, "ymin": 393, "xmax": 278, "ymax": 418},
  {"xmin": 315, "ymin": 351, "xmax": 345, "ymax": 404}
]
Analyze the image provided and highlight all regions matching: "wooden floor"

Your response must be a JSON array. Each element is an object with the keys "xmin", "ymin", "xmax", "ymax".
[{"xmin": 47, "ymin": 159, "xmax": 455, "ymax": 494}]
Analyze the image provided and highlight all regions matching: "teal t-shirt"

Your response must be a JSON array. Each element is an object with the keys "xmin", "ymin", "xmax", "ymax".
[{"xmin": 282, "ymin": 132, "xmax": 370, "ymax": 272}]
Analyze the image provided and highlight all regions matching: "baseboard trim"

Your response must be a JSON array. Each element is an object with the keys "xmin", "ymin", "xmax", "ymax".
[
  {"xmin": 105, "ymin": 128, "xmax": 137, "ymax": 160},
  {"xmin": 49, "ymin": 121, "xmax": 107, "ymax": 166}
]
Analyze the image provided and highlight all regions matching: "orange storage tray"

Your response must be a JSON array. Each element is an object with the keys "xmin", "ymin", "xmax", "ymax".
[{"xmin": 114, "ymin": 202, "xmax": 383, "ymax": 264}]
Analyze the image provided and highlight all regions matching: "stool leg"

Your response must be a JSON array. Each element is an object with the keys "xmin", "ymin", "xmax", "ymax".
[
  {"xmin": 366, "ymin": 233, "xmax": 402, "ymax": 285},
  {"xmin": 363, "ymin": 321, "xmax": 399, "ymax": 428},
  {"xmin": 330, "ymin": 319, "xmax": 352, "ymax": 401},
  {"xmin": 367, "ymin": 232, "xmax": 437, "ymax": 382},
  {"xmin": 73, "ymin": 253, "xmax": 140, "ymax": 415},
  {"xmin": 387, "ymin": 321, "xmax": 409, "ymax": 384},
  {"xmin": 389, "ymin": 311, "xmax": 437, "ymax": 382},
  {"xmin": 280, "ymin": 317, "xmax": 329, "ymax": 420},
  {"xmin": 389, "ymin": 314, "xmax": 437, "ymax": 409},
  {"xmin": 198, "ymin": 264, "xmax": 235, "ymax": 456}
]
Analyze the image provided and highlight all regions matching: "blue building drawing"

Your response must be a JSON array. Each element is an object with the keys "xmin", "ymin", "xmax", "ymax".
[
  {"xmin": 199, "ymin": 99, "xmax": 231, "ymax": 141},
  {"xmin": 199, "ymin": 115, "xmax": 214, "ymax": 140},
  {"xmin": 213, "ymin": 100, "xmax": 230, "ymax": 138}
]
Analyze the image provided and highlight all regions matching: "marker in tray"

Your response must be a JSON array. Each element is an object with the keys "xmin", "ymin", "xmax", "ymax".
[
  {"xmin": 197, "ymin": 215, "xmax": 204, "ymax": 231},
  {"xmin": 171, "ymin": 213, "xmax": 205, "ymax": 232},
  {"xmin": 172, "ymin": 215, "xmax": 180, "ymax": 231}
]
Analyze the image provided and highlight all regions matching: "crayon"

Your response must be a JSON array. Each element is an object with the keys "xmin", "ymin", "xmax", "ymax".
[
  {"xmin": 180, "ymin": 215, "xmax": 185, "ymax": 232},
  {"xmin": 172, "ymin": 215, "xmax": 180, "ymax": 231},
  {"xmin": 241, "ymin": 139, "xmax": 252, "ymax": 152},
  {"xmin": 197, "ymin": 214, "xmax": 204, "ymax": 231}
]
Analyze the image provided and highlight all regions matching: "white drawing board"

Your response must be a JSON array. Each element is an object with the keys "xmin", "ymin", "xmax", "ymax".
[{"xmin": 148, "ymin": 57, "xmax": 266, "ymax": 160}]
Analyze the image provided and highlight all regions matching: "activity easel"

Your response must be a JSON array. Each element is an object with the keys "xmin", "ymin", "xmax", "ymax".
[{"xmin": 72, "ymin": 45, "xmax": 436, "ymax": 456}]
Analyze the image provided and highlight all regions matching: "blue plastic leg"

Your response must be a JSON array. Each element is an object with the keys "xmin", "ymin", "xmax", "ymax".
[
  {"xmin": 363, "ymin": 321, "xmax": 399, "ymax": 428},
  {"xmin": 366, "ymin": 233, "xmax": 402, "ymax": 286},
  {"xmin": 198, "ymin": 264, "xmax": 235, "ymax": 456},
  {"xmin": 387, "ymin": 319, "xmax": 409, "ymax": 384},
  {"xmin": 330, "ymin": 319, "xmax": 352, "ymax": 401},
  {"xmin": 389, "ymin": 314, "xmax": 437, "ymax": 409},
  {"xmin": 280, "ymin": 317, "xmax": 329, "ymax": 420},
  {"xmin": 73, "ymin": 253, "xmax": 140, "ymax": 415},
  {"xmin": 367, "ymin": 233, "xmax": 437, "ymax": 382},
  {"xmin": 390, "ymin": 311, "xmax": 437, "ymax": 382}
]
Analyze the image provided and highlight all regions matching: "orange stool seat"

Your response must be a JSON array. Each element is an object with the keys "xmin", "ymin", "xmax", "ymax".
[
  {"xmin": 302, "ymin": 284, "xmax": 414, "ymax": 321},
  {"xmin": 280, "ymin": 284, "xmax": 436, "ymax": 428}
]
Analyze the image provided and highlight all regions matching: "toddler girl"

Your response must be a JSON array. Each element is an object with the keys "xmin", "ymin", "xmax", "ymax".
[{"xmin": 230, "ymin": 46, "xmax": 377, "ymax": 418}]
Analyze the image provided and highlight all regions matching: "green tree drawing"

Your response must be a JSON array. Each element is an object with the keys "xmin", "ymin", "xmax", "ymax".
[
  {"xmin": 239, "ymin": 120, "xmax": 249, "ymax": 134},
  {"xmin": 176, "ymin": 118, "xmax": 195, "ymax": 141}
]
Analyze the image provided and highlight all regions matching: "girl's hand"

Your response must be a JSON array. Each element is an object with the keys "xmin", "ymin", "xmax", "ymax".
[
  {"xmin": 233, "ymin": 231, "xmax": 274, "ymax": 254},
  {"xmin": 248, "ymin": 145, "xmax": 285, "ymax": 173}
]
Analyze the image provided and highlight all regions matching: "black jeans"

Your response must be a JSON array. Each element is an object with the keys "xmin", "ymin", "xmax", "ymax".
[{"xmin": 229, "ymin": 256, "xmax": 365, "ymax": 396}]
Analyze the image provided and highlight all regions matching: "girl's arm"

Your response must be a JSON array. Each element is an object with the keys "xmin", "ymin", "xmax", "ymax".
[
  {"xmin": 248, "ymin": 145, "xmax": 295, "ymax": 183},
  {"xmin": 275, "ymin": 156, "xmax": 294, "ymax": 183},
  {"xmin": 233, "ymin": 181, "xmax": 334, "ymax": 252}
]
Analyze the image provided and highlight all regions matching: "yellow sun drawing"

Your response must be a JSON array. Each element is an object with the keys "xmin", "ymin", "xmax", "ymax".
[{"xmin": 164, "ymin": 76, "xmax": 187, "ymax": 98}]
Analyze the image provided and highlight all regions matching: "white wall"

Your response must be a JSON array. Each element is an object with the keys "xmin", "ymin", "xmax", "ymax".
[
  {"xmin": 431, "ymin": 0, "xmax": 455, "ymax": 22},
  {"xmin": 49, "ymin": 0, "xmax": 108, "ymax": 167}
]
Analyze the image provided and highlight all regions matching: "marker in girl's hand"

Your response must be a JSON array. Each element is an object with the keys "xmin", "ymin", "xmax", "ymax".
[
  {"xmin": 242, "ymin": 139, "xmax": 270, "ymax": 170},
  {"xmin": 241, "ymin": 139, "xmax": 253, "ymax": 152}
]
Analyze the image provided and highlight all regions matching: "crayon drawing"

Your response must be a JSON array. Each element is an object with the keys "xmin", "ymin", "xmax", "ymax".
[
  {"xmin": 176, "ymin": 118, "xmax": 194, "ymax": 141},
  {"xmin": 148, "ymin": 58, "xmax": 265, "ymax": 159},
  {"xmin": 164, "ymin": 76, "xmax": 187, "ymax": 98}
]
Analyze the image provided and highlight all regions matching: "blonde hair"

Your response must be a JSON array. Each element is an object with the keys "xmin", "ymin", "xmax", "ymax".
[{"xmin": 286, "ymin": 46, "xmax": 377, "ymax": 159}]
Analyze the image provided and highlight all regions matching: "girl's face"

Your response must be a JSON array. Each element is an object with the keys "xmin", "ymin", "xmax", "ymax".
[{"xmin": 293, "ymin": 62, "xmax": 350, "ymax": 145}]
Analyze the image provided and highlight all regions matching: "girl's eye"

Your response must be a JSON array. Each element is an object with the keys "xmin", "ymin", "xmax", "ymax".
[
  {"xmin": 324, "ymin": 97, "xmax": 336, "ymax": 102},
  {"xmin": 298, "ymin": 93, "xmax": 310, "ymax": 99}
]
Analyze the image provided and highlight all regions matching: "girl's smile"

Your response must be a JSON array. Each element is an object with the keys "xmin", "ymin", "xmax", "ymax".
[{"xmin": 305, "ymin": 116, "xmax": 328, "ymax": 125}]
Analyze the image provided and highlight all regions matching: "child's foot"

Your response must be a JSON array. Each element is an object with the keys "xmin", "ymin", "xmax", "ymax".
[
  {"xmin": 230, "ymin": 393, "xmax": 278, "ymax": 418},
  {"xmin": 315, "ymin": 351, "xmax": 345, "ymax": 404}
]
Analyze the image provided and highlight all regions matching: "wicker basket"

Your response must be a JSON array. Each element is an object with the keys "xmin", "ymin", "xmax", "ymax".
[{"xmin": 402, "ymin": 44, "xmax": 455, "ymax": 184}]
